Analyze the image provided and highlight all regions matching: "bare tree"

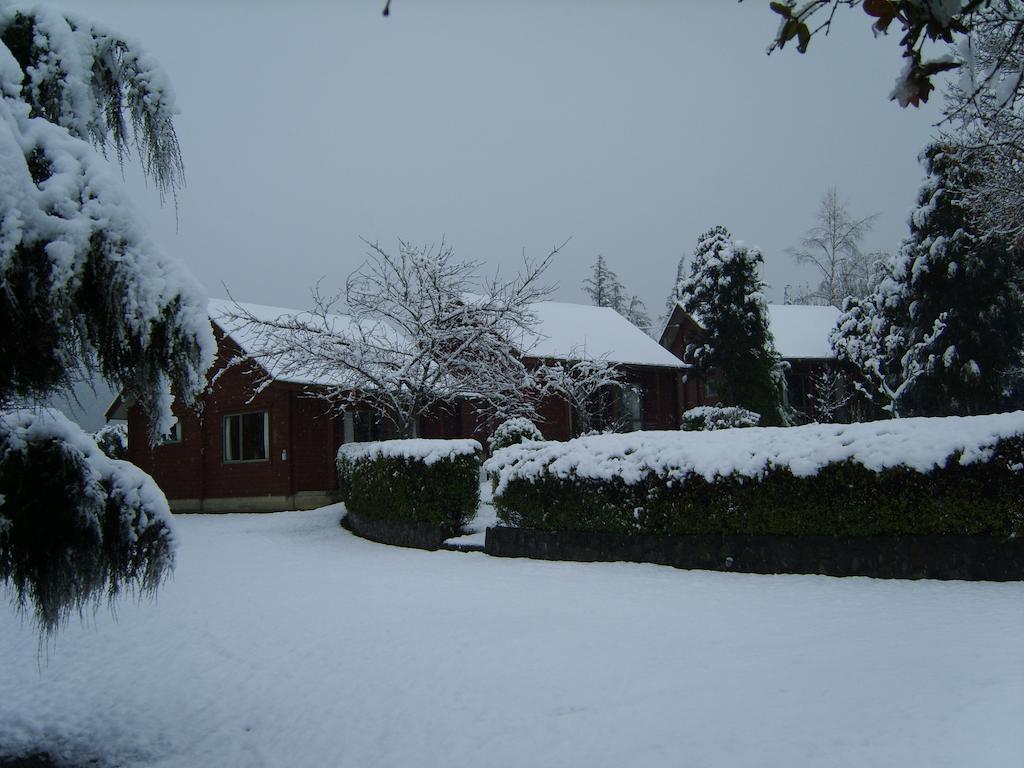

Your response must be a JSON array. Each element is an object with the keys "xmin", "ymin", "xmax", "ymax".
[
  {"xmin": 787, "ymin": 188, "xmax": 879, "ymax": 307},
  {"xmin": 534, "ymin": 353, "xmax": 624, "ymax": 436},
  {"xmin": 226, "ymin": 238, "xmax": 562, "ymax": 436},
  {"xmin": 807, "ymin": 367, "xmax": 854, "ymax": 423},
  {"xmin": 945, "ymin": 3, "xmax": 1024, "ymax": 247}
]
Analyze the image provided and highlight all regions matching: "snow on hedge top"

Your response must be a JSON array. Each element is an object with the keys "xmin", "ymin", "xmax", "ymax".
[
  {"xmin": 521, "ymin": 301, "xmax": 685, "ymax": 368},
  {"xmin": 337, "ymin": 438, "xmax": 482, "ymax": 466},
  {"xmin": 485, "ymin": 412, "xmax": 1024, "ymax": 493}
]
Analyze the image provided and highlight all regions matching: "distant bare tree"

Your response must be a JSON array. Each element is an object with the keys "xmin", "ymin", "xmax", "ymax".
[{"xmin": 787, "ymin": 188, "xmax": 879, "ymax": 307}]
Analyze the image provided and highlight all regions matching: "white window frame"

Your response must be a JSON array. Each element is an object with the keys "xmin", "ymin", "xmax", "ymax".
[{"xmin": 223, "ymin": 411, "xmax": 269, "ymax": 463}]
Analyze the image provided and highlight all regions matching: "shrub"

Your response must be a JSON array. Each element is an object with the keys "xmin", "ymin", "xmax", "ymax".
[
  {"xmin": 1, "ymin": 410, "xmax": 175, "ymax": 635},
  {"xmin": 93, "ymin": 422, "xmax": 128, "ymax": 460},
  {"xmin": 681, "ymin": 405, "xmax": 760, "ymax": 431},
  {"xmin": 337, "ymin": 439, "xmax": 481, "ymax": 531},
  {"xmin": 488, "ymin": 414, "xmax": 1024, "ymax": 537},
  {"xmin": 487, "ymin": 417, "xmax": 543, "ymax": 453}
]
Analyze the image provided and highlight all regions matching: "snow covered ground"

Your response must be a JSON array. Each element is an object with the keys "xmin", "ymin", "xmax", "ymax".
[{"xmin": 1, "ymin": 504, "xmax": 1022, "ymax": 768}]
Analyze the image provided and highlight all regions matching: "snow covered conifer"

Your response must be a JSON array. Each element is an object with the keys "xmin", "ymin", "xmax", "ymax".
[
  {"xmin": 663, "ymin": 253, "xmax": 687, "ymax": 319},
  {"xmin": 582, "ymin": 254, "xmax": 626, "ymax": 313},
  {"xmin": 0, "ymin": 8, "xmax": 215, "ymax": 634},
  {"xmin": 680, "ymin": 226, "xmax": 785, "ymax": 425},
  {"xmin": 882, "ymin": 142, "xmax": 1024, "ymax": 415},
  {"xmin": 625, "ymin": 294, "xmax": 651, "ymax": 335},
  {"xmin": 94, "ymin": 422, "xmax": 128, "ymax": 460}
]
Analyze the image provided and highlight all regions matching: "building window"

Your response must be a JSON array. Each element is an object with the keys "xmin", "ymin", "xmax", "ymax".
[
  {"xmin": 786, "ymin": 373, "xmax": 809, "ymax": 412},
  {"xmin": 704, "ymin": 372, "xmax": 720, "ymax": 401},
  {"xmin": 224, "ymin": 411, "xmax": 269, "ymax": 462},
  {"xmin": 619, "ymin": 384, "xmax": 644, "ymax": 432},
  {"xmin": 343, "ymin": 410, "xmax": 388, "ymax": 442},
  {"xmin": 160, "ymin": 418, "xmax": 181, "ymax": 445}
]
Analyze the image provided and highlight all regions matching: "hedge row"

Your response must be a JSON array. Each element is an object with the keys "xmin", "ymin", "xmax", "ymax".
[
  {"xmin": 337, "ymin": 439, "xmax": 481, "ymax": 532},
  {"xmin": 491, "ymin": 436, "xmax": 1024, "ymax": 538}
]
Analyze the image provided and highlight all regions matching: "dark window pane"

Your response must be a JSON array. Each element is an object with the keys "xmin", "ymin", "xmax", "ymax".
[
  {"xmin": 241, "ymin": 412, "xmax": 266, "ymax": 460},
  {"xmin": 226, "ymin": 415, "xmax": 241, "ymax": 461}
]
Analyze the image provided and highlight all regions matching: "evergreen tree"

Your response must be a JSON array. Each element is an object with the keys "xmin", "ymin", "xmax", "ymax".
[
  {"xmin": 845, "ymin": 142, "xmax": 1024, "ymax": 416},
  {"xmin": 680, "ymin": 226, "xmax": 785, "ymax": 425},
  {"xmin": 907, "ymin": 143, "xmax": 1024, "ymax": 414},
  {"xmin": 0, "ymin": 7, "xmax": 215, "ymax": 634},
  {"xmin": 625, "ymin": 295, "xmax": 651, "ymax": 335},
  {"xmin": 582, "ymin": 254, "xmax": 626, "ymax": 313},
  {"xmin": 664, "ymin": 253, "xmax": 687, "ymax": 317}
]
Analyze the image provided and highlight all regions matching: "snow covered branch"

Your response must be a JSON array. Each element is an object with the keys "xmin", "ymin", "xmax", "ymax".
[{"xmin": 224, "ymin": 238, "xmax": 563, "ymax": 435}]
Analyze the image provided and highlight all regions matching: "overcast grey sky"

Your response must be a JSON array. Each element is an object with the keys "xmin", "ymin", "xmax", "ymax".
[{"xmin": 60, "ymin": 0, "xmax": 944, "ymax": 426}]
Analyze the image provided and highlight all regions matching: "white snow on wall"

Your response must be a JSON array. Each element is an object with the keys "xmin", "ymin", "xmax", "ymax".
[{"xmin": 485, "ymin": 411, "xmax": 1024, "ymax": 493}]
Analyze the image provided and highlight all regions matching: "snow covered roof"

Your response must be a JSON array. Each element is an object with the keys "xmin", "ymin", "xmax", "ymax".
[
  {"xmin": 210, "ymin": 297, "xmax": 685, "ymax": 387},
  {"xmin": 765, "ymin": 305, "xmax": 841, "ymax": 360},
  {"xmin": 520, "ymin": 301, "xmax": 686, "ymax": 368},
  {"xmin": 207, "ymin": 298, "xmax": 368, "ymax": 386},
  {"xmin": 668, "ymin": 302, "xmax": 840, "ymax": 361}
]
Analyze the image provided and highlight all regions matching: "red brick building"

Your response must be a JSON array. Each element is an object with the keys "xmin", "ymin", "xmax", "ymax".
[{"xmin": 110, "ymin": 299, "xmax": 686, "ymax": 512}]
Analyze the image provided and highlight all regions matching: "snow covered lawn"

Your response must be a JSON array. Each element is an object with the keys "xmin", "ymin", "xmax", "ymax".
[{"xmin": 2, "ymin": 506, "xmax": 1021, "ymax": 768}]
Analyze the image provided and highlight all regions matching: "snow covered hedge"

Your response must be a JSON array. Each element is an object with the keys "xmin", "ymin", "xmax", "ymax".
[
  {"xmin": 485, "ymin": 414, "xmax": 1024, "ymax": 537},
  {"xmin": 337, "ymin": 439, "xmax": 481, "ymax": 531},
  {"xmin": 0, "ymin": 410, "xmax": 175, "ymax": 634}
]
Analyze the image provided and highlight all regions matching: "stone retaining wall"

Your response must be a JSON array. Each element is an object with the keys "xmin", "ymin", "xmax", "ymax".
[
  {"xmin": 483, "ymin": 526, "xmax": 1024, "ymax": 581},
  {"xmin": 343, "ymin": 510, "xmax": 455, "ymax": 551}
]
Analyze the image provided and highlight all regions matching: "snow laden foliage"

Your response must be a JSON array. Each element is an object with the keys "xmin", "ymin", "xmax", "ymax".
[
  {"xmin": 680, "ymin": 226, "xmax": 786, "ymax": 425},
  {"xmin": 832, "ymin": 142, "xmax": 1024, "ymax": 416},
  {"xmin": 945, "ymin": 2, "xmax": 1024, "ymax": 247},
  {"xmin": 485, "ymin": 411, "xmax": 1024, "ymax": 495},
  {"xmin": 0, "ymin": 7, "xmax": 214, "ymax": 437},
  {"xmin": 681, "ymin": 405, "xmax": 760, "ymax": 431},
  {"xmin": 225, "ymin": 239, "xmax": 559, "ymax": 437},
  {"xmin": 487, "ymin": 416, "xmax": 542, "ymax": 453},
  {"xmin": 0, "ymin": 7, "xmax": 212, "ymax": 638},
  {"xmin": 0, "ymin": 409, "xmax": 175, "ymax": 636},
  {"xmin": 93, "ymin": 421, "xmax": 127, "ymax": 460}
]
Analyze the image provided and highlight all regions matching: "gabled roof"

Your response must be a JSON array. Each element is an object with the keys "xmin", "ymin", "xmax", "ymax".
[
  {"xmin": 663, "ymin": 301, "xmax": 840, "ymax": 361},
  {"xmin": 210, "ymin": 297, "xmax": 685, "ymax": 387},
  {"xmin": 207, "ymin": 298, "xmax": 371, "ymax": 387},
  {"xmin": 521, "ymin": 301, "xmax": 686, "ymax": 368},
  {"xmin": 765, "ymin": 304, "xmax": 841, "ymax": 360}
]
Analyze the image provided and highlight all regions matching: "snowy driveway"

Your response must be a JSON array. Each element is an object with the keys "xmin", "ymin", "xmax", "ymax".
[{"xmin": 1, "ymin": 506, "xmax": 1021, "ymax": 768}]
